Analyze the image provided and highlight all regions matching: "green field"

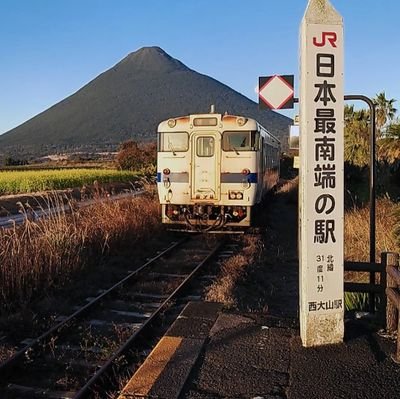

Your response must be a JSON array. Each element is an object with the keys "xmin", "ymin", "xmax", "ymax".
[{"xmin": 0, "ymin": 168, "xmax": 139, "ymax": 195}]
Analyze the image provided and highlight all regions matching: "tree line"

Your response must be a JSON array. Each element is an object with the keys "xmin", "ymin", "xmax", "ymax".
[{"xmin": 345, "ymin": 91, "xmax": 399, "ymax": 167}]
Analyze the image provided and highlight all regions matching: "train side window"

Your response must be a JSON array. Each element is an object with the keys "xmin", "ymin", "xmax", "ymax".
[
  {"xmin": 251, "ymin": 131, "xmax": 260, "ymax": 150},
  {"xmin": 262, "ymin": 140, "xmax": 267, "ymax": 168},
  {"xmin": 222, "ymin": 131, "xmax": 258, "ymax": 151},
  {"xmin": 158, "ymin": 132, "xmax": 189, "ymax": 152},
  {"xmin": 267, "ymin": 146, "xmax": 272, "ymax": 168},
  {"xmin": 196, "ymin": 136, "xmax": 214, "ymax": 157}
]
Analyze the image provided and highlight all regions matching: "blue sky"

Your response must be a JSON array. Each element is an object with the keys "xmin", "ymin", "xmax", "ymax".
[{"xmin": 0, "ymin": 0, "xmax": 399, "ymax": 134}]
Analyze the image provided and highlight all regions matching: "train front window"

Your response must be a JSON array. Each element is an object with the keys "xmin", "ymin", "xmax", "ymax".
[
  {"xmin": 222, "ymin": 131, "xmax": 259, "ymax": 152},
  {"xmin": 158, "ymin": 132, "xmax": 189, "ymax": 152},
  {"xmin": 196, "ymin": 136, "xmax": 214, "ymax": 157}
]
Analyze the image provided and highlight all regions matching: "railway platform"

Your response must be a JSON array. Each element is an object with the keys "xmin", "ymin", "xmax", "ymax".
[{"xmin": 119, "ymin": 301, "xmax": 400, "ymax": 399}]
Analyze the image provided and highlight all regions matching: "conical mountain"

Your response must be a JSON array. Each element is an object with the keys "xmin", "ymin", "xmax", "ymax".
[{"xmin": 0, "ymin": 46, "xmax": 291, "ymax": 155}]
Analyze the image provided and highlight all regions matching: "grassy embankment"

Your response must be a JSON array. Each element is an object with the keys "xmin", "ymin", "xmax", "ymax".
[
  {"xmin": 344, "ymin": 197, "xmax": 400, "ymax": 310},
  {"xmin": 345, "ymin": 198, "xmax": 399, "ymax": 262},
  {"xmin": 0, "ymin": 192, "xmax": 161, "ymax": 313},
  {"xmin": 1, "ymin": 172, "xmax": 398, "ymax": 313},
  {"xmin": 205, "ymin": 178, "xmax": 400, "ymax": 312},
  {"xmin": 0, "ymin": 169, "xmax": 140, "ymax": 195},
  {"xmin": 288, "ymin": 176, "xmax": 400, "ymax": 310}
]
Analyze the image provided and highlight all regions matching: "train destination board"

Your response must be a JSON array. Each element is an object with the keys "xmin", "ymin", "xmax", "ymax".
[{"xmin": 299, "ymin": 0, "xmax": 345, "ymax": 347}]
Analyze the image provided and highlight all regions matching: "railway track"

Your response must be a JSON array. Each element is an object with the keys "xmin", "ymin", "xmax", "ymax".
[{"xmin": 0, "ymin": 235, "xmax": 235, "ymax": 398}]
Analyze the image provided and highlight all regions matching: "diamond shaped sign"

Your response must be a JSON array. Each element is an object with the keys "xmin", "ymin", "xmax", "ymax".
[{"xmin": 258, "ymin": 75, "xmax": 294, "ymax": 109}]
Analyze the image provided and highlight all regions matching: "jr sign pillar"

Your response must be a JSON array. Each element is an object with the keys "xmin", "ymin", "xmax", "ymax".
[{"xmin": 299, "ymin": 0, "xmax": 344, "ymax": 346}]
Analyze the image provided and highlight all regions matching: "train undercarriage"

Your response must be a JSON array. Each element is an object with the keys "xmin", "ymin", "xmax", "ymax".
[{"xmin": 161, "ymin": 203, "xmax": 251, "ymax": 232}]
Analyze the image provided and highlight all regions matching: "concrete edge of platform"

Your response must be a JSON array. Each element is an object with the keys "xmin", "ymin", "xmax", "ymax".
[{"xmin": 118, "ymin": 301, "xmax": 223, "ymax": 399}]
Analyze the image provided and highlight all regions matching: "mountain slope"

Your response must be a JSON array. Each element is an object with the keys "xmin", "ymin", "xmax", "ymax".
[{"xmin": 0, "ymin": 47, "xmax": 291, "ymax": 153}]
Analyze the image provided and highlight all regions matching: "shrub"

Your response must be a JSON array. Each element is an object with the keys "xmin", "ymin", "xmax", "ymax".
[{"xmin": 116, "ymin": 140, "xmax": 156, "ymax": 171}]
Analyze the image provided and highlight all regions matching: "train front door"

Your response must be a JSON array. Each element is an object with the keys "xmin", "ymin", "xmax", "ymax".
[{"xmin": 191, "ymin": 132, "xmax": 220, "ymax": 201}]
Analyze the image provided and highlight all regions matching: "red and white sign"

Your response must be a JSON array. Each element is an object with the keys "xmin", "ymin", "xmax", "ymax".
[{"xmin": 258, "ymin": 75, "xmax": 294, "ymax": 109}]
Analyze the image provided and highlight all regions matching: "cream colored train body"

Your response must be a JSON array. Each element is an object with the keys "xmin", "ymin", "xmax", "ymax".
[{"xmin": 157, "ymin": 111, "xmax": 281, "ymax": 230}]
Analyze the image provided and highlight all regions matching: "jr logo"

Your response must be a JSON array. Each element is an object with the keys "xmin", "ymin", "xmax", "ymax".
[{"xmin": 313, "ymin": 32, "xmax": 337, "ymax": 48}]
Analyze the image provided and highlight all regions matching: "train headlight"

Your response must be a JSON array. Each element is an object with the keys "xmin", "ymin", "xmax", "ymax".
[
  {"xmin": 237, "ymin": 117, "xmax": 247, "ymax": 126},
  {"xmin": 241, "ymin": 168, "xmax": 250, "ymax": 175},
  {"xmin": 167, "ymin": 118, "xmax": 176, "ymax": 128},
  {"xmin": 229, "ymin": 191, "xmax": 244, "ymax": 200},
  {"xmin": 163, "ymin": 168, "xmax": 171, "ymax": 175}
]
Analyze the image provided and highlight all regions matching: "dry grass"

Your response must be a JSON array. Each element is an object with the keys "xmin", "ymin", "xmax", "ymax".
[
  {"xmin": 0, "ymin": 192, "xmax": 161, "ymax": 312},
  {"xmin": 276, "ymin": 176, "xmax": 299, "ymax": 195},
  {"xmin": 277, "ymin": 177, "xmax": 400, "ymax": 262},
  {"xmin": 394, "ymin": 205, "xmax": 400, "ymax": 250},
  {"xmin": 344, "ymin": 198, "xmax": 400, "ymax": 262},
  {"xmin": 276, "ymin": 178, "xmax": 400, "ymax": 262},
  {"xmin": 207, "ymin": 178, "xmax": 399, "ymax": 313},
  {"xmin": 205, "ymin": 235, "xmax": 263, "ymax": 308},
  {"xmin": 276, "ymin": 177, "xmax": 299, "ymax": 205},
  {"xmin": 344, "ymin": 198, "xmax": 399, "ymax": 312}
]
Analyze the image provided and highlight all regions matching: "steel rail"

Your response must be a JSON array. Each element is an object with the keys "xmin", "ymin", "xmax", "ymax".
[
  {"xmin": 73, "ymin": 239, "xmax": 224, "ymax": 399},
  {"xmin": 0, "ymin": 237, "xmax": 187, "ymax": 376}
]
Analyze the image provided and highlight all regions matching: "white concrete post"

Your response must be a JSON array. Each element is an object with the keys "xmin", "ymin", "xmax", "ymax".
[{"xmin": 299, "ymin": 0, "xmax": 344, "ymax": 347}]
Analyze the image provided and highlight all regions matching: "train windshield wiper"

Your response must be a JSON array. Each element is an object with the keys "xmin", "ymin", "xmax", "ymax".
[
  {"xmin": 230, "ymin": 145, "xmax": 240, "ymax": 155},
  {"xmin": 168, "ymin": 141, "xmax": 177, "ymax": 156}
]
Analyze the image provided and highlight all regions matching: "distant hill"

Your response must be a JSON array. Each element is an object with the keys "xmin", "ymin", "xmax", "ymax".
[{"xmin": 0, "ymin": 46, "xmax": 292, "ymax": 156}]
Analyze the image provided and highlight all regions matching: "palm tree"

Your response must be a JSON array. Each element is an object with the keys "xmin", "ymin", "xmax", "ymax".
[
  {"xmin": 374, "ymin": 91, "xmax": 397, "ymax": 134},
  {"xmin": 378, "ymin": 121, "xmax": 400, "ymax": 164},
  {"xmin": 344, "ymin": 98, "xmax": 399, "ymax": 167},
  {"xmin": 344, "ymin": 105, "xmax": 370, "ymax": 167}
]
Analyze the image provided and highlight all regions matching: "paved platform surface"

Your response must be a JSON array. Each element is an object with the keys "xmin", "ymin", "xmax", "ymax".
[
  {"xmin": 183, "ymin": 311, "xmax": 400, "ymax": 399},
  {"xmin": 119, "ymin": 301, "xmax": 400, "ymax": 399}
]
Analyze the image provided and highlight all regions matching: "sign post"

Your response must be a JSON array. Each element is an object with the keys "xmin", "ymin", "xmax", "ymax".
[{"xmin": 299, "ymin": 0, "xmax": 344, "ymax": 346}]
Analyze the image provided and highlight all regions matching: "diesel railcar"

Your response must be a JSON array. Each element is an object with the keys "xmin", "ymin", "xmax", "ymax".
[{"xmin": 157, "ymin": 109, "xmax": 281, "ymax": 231}]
